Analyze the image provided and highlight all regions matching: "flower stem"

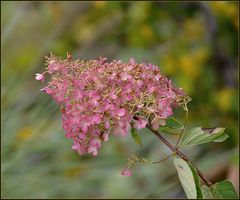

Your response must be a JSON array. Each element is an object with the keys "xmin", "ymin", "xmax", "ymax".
[
  {"xmin": 175, "ymin": 103, "xmax": 189, "ymax": 147},
  {"xmin": 147, "ymin": 125, "xmax": 213, "ymax": 187},
  {"xmin": 151, "ymin": 154, "xmax": 173, "ymax": 164}
]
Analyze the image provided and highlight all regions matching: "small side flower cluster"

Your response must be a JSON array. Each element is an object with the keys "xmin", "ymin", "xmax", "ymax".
[
  {"xmin": 36, "ymin": 53, "xmax": 185, "ymax": 156},
  {"xmin": 121, "ymin": 154, "xmax": 142, "ymax": 177}
]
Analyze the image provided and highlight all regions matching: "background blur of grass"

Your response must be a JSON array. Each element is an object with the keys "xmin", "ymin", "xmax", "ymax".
[{"xmin": 1, "ymin": 1, "xmax": 238, "ymax": 199}]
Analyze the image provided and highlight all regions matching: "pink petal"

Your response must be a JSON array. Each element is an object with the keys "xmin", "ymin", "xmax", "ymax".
[
  {"xmin": 91, "ymin": 114, "xmax": 102, "ymax": 124},
  {"xmin": 72, "ymin": 143, "xmax": 80, "ymax": 150},
  {"xmin": 102, "ymin": 133, "xmax": 108, "ymax": 141},
  {"xmin": 121, "ymin": 168, "xmax": 132, "ymax": 176},
  {"xmin": 134, "ymin": 118, "xmax": 147, "ymax": 129},
  {"xmin": 104, "ymin": 121, "xmax": 110, "ymax": 129},
  {"xmin": 129, "ymin": 58, "xmax": 136, "ymax": 65},
  {"xmin": 136, "ymin": 80, "xmax": 143, "ymax": 87},
  {"xmin": 40, "ymin": 87, "xmax": 53, "ymax": 94},
  {"xmin": 121, "ymin": 72, "xmax": 132, "ymax": 81},
  {"xmin": 35, "ymin": 73, "xmax": 44, "ymax": 81},
  {"xmin": 117, "ymin": 108, "xmax": 126, "ymax": 117},
  {"xmin": 87, "ymin": 146, "xmax": 98, "ymax": 156}
]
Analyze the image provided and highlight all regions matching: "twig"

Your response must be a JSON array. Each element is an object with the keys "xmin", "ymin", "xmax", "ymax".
[{"xmin": 151, "ymin": 154, "xmax": 174, "ymax": 164}]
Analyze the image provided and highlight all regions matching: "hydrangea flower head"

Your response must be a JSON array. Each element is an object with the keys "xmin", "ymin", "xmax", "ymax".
[{"xmin": 36, "ymin": 53, "xmax": 185, "ymax": 156}]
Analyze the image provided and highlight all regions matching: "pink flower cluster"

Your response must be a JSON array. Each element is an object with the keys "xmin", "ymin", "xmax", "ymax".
[
  {"xmin": 36, "ymin": 53, "xmax": 185, "ymax": 156},
  {"xmin": 121, "ymin": 168, "xmax": 132, "ymax": 176}
]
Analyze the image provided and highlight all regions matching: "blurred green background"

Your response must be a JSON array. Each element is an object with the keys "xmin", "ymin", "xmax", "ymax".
[{"xmin": 1, "ymin": 1, "xmax": 239, "ymax": 198}]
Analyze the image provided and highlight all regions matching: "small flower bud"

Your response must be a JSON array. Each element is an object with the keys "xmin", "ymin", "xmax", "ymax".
[{"xmin": 35, "ymin": 73, "xmax": 45, "ymax": 82}]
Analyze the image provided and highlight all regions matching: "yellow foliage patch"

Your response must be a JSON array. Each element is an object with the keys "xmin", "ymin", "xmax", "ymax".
[
  {"xmin": 140, "ymin": 24, "xmax": 154, "ymax": 40},
  {"xmin": 216, "ymin": 88, "xmax": 235, "ymax": 112},
  {"xmin": 64, "ymin": 166, "xmax": 89, "ymax": 178},
  {"xmin": 179, "ymin": 49, "xmax": 209, "ymax": 80},
  {"xmin": 16, "ymin": 127, "xmax": 33, "ymax": 141},
  {"xmin": 162, "ymin": 55, "xmax": 177, "ymax": 76},
  {"xmin": 182, "ymin": 19, "xmax": 205, "ymax": 41},
  {"xmin": 210, "ymin": 1, "xmax": 238, "ymax": 29},
  {"xmin": 93, "ymin": 1, "xmax": 106, "ymax": 9}
]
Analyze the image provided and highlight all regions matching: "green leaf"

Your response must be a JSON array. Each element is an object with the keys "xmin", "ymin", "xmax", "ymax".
[
  {"xmin": 158, "ymin": 127, "xmax": 181, "ymax": 135},
  {"xmin": 179, "ymin": 127, "xmax": 228, "ymax": 147},
  {"xmin": 201, "ymin": 185, "xmax": 213, "ymax": 199},
  {"xmin": 173, "ymin": 157, "xmax": 197, "ymax": 199},
  {"xmin": 201, "ymin": 181, "xmax": 238, "ymax": 199},
  {"xmin": 159, "ymin": 117, "xmax": 184, "ymax": 134},
  {"xmin": 213, "ymin": 134, "xmax": 229, "ymax": 142},
  {"xmin": 163, "ymin": 117, "xmax": 184, "ymax": 129},
  {"xmin": 189, "ymin": 164, "xmax": 203, "ymax": 199},
  {"xmin": 130, "ymin": 128, "xmax": 142, "ymax": 147},
  {"xmin": 211, "ymin": 180, "xmax": 238, "ymax": 199}
]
